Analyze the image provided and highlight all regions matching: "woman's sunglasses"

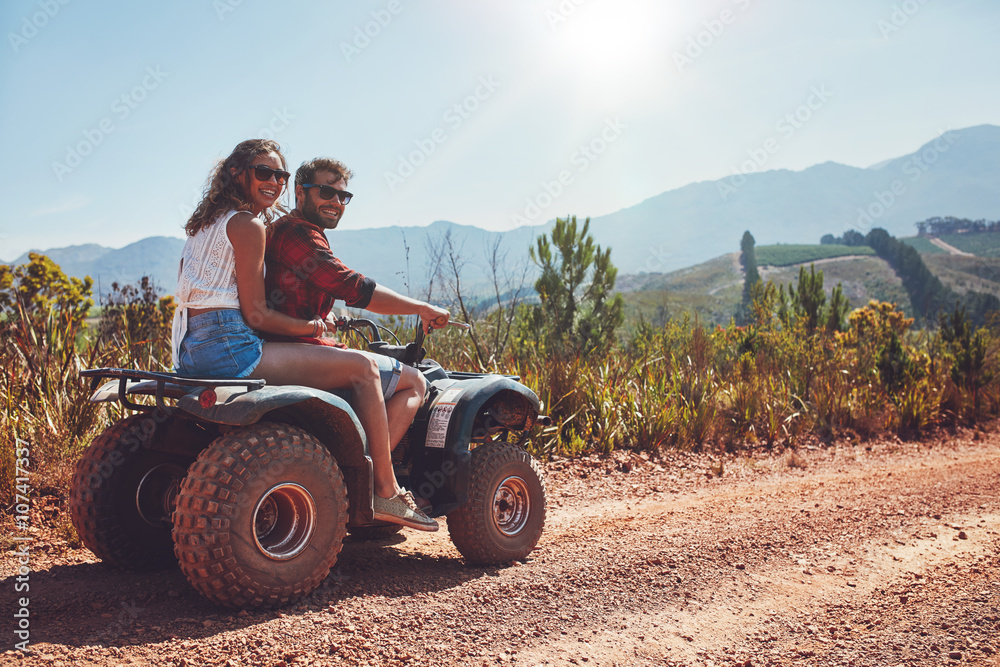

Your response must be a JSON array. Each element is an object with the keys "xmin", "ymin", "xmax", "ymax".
[
  {"xmin": 301, "ymin": 183, "xmax": 353, "ymax": 204},
  {"xmin": 249, "ymin": 164, "xmax": 291, "ymax": 185}
]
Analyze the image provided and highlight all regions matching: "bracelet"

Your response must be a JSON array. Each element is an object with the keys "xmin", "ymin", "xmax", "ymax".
[{"xmin": 310, "ymin": 319, "xmax": 320, "ymax": 338}]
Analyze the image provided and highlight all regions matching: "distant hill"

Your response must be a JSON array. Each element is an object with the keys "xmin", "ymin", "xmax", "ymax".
[
  {"xmin": 6, "ymin": 124, "xmax": 998, "ymax": 300},
  {"xmin": 4, "ymin": 224, "xmax": 542, "ymax": 301},
  {"xmin": 622, "ymin": 241, "xmax": 1000, "ymax": 327},
  {"xmin": 9, "ymin": 237, "xmax": 186, "ymax": 298},
  {"xmin": 586, "ymin": 125, "xmax": 1000, "ymax": 274},
  {"xmin": 316, "ymin": 220, "xmax": 544, "ymax": 300},
  {"xmin": 620, "ymin": 252, "xmax": 916, "ymax": 327}
]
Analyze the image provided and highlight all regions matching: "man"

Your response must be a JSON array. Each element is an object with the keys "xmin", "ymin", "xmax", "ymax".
[{"xmin": 263, "ymin": 157, "xmax": 449, "ymax": 530}]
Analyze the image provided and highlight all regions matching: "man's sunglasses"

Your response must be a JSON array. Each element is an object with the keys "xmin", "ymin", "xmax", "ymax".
[
  {"xmin": 301, "ymin": 183, "xmax": 353, "ymax": 204},
  {"xmin": 248, "ymin": 164, "xmax": 291, "ymax": 185}
]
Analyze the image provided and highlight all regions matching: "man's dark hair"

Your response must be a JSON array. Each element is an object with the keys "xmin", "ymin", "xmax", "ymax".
[{"xmin": 295, "ymin": 158, "xmax": 353, "ymax": 190}]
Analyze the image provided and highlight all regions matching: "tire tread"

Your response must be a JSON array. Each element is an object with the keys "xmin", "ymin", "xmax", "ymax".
[
  {"xmin": 70, "ymin": 414, "xmax": 185, "ymax": 570},
  {"xmin": 172, "ymin": 423, "xmax": 347, "ymax": 608},
  {"xmin": 447, "ymin": 442, "xmax": 546, "ymax": 564}
]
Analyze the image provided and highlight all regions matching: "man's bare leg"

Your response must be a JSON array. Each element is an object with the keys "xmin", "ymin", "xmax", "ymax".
[{"xmin": 385, "ymin": 365, "xmax": 426, "ymax": 451}]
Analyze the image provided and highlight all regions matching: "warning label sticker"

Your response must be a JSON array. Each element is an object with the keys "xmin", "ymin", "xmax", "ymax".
[
  {"xmin": 426, "ymin": 404, "xmax": 456, "ymax": 449},
  {"xmin": 425, "ymin": 388, "xmax": 463, "ymax": 449}
]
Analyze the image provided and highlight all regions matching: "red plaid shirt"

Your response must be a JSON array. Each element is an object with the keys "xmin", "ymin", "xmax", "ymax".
[{"xmin": 263, "ymin": 212, "xmax": 376, "ymax": 347}]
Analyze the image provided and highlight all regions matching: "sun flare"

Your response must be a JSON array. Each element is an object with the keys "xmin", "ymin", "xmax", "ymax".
[{"xmin": 545, "ymin": 1, "xmax": 686, "ymax": 84}]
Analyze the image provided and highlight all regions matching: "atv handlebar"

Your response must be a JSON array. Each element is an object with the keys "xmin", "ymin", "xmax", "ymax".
[
  {"xmin": 330, "ymin": 317, "xmax": 427, "ymax": 366},
  {"xmin": 329, "ymin": 315, "xmax": 468, "ymax": 366}
]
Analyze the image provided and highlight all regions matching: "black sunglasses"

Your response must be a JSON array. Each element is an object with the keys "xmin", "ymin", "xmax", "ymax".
[
  {"xmin": 249, "ymin": 164, "xmax": 291, "ymax": 185},
  {"xmin": 301, "ymin": 183, "xmax": 353, "ymax": 204}
]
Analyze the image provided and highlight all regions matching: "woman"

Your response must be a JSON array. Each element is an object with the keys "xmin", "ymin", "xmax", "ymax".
[{"xmin": 171, "ymin": 139, "xmax": 437, "ymax": 531}]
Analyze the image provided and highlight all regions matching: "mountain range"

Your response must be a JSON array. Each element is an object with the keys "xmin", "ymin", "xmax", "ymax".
[{"xmin": 5, "ymin": 124, "xmax": 998, "ymax": 299}]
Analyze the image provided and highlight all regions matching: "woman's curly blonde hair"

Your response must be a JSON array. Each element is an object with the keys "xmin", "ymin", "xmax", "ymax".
[{"xmin": 185, "ymin": 139, "xmax": 288, "ymax": 236}]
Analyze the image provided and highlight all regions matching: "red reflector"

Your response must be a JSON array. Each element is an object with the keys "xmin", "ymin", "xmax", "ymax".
[{"xmin": 199, "ymin": 389, "xmax": 217, "ymax": 408}]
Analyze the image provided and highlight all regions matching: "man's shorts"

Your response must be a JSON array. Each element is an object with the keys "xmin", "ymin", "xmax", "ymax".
[{"xmin": 364, "ymin": 351, "xmax": 403, "ymax": 400}]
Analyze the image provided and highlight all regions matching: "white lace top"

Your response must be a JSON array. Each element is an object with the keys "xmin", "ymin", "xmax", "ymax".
[{"xmin": 170, "ymin": 210, "xmax": 244, "ymax": 369}]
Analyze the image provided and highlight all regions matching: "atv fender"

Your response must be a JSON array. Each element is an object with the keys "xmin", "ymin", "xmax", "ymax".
[
  {"xmin": 429, "ymin": 376, "xmax": 541, "ymax": 450},
  {"xmin": 411, "ymin": 375, "xmax": 541, "ymax": 516},
  {"xmin": 90, "ymin": 378, "xmax": 375, "ymax": 524}
]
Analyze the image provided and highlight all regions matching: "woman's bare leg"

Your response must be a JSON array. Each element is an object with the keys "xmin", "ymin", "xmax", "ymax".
[{"xmin": 251, "ymin": 343, "xmax": 400, "ymax": 499}]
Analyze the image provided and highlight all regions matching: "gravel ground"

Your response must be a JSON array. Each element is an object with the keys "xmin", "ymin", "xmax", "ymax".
[{"xmin": 2, "ymin": 426, "xmax": 999, "ymax": 666}]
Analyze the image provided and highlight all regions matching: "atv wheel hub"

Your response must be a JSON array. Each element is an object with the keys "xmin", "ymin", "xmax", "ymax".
[
  {"xmin": 253, "ymin": 483, "xmax": 316, "ymax": 560},
  {"xmin": 493, "ymin": 475, "xmax": 531, "ymax": 537}
]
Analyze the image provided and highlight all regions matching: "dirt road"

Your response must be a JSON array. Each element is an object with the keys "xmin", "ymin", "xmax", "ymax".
[
  {"xmin": 4, "ymin": 429, "xmax": 999, "ymax": 666},
  {"xmin": 929, "ymin": 238, "xmax": 976, "ymax": 257}
]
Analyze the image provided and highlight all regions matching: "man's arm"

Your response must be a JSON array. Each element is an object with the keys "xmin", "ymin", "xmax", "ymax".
[
  {"xmin": 366, "ymin": 285, "xmax": 450, "ymax": 332},
  {"xmin": 272, "ymin": 221, "xmax": 376, "ymax": 315}
]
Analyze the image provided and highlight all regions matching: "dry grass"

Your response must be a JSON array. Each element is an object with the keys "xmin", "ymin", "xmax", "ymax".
[
  {"xmin": 429, "ymin": 300, "xmax": 1000, "ymax": 459},
  {"xmin": 2, "ymin": 258, "xmax": 998, "ymax": 510}
]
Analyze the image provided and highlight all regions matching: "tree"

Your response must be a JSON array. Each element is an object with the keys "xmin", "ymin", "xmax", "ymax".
[
  {"xmin": 526, "ymin": 215, "xmax": 624, "ymax": 354},
  {"xmin": 842, "ymin": 229, "xmax": 866, "ymax": 247},
  {"xmin": 825, "ymin": 283, "xmax": 850, "ymax": 334},
  {"xmin": 0, "ymin": 252, "xmax": 93, "ymax": 327},
  {"xmin": 738, "ymin": 231, "xmax": 761, "ymax": 324},
  {"xmin": 425, "ymin": 229, "xmax": 530, "ymax": 369},
  {"xmin": 939, "ymin": 305, "xmax": 995, "ymax": 419},
  {"xmin": 786, "ymin": 264, "xmax": 825, "ymax": 333},
  {"xmin": 866, "ymin": 227, "xmax": 998, "ymax": 326},
  {"xmin": 782, "ymin": 264, "xmax": 849, "ymax": 334}
]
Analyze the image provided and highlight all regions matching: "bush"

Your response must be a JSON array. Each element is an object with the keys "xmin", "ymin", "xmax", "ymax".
[
  {"xmin": 428, "ymin": 294, "xmax": 999, "ymax": 457},
  {"xmin": 4, "ymin": 252, "xmax": 999, "ymax": 514},
  {"xmin": 1, "ymin": 255, "xmax": 172, "ymax": 507}
]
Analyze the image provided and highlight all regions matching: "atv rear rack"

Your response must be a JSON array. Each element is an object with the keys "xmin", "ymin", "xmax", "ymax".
[{"xmin": 81, "ymin": 368, "xmax": 266, "ymax": 412}]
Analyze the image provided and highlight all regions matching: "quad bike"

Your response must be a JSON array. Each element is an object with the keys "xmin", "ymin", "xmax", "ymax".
[{"xmin": 70, "ymin": 317, "xmax": 550, "ymax": 608}]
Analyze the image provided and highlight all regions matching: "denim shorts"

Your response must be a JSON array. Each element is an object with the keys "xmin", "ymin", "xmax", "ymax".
[
  {"xmin": 365, "ymin": 351, "xmax": 403, "ymax": 400},
  {"xmin": 177, "ymin": 309, "xmax": 263, "ymax": 378}
]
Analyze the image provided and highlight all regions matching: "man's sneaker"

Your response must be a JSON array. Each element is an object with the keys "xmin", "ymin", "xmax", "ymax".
[{"xmin": 372, "ymin": 490, "xmax": 439, "ymax": 532}]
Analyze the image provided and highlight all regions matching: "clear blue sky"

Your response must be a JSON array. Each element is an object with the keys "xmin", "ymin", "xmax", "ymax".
[{"xmin": 1, "ymin": 0, "xmax": 997, "ymax": 260}]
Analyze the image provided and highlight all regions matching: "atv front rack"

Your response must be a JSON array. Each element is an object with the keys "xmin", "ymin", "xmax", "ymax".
[{"xmin": 81, "ymin": 368, "xmax": 266, "ymax": 412}]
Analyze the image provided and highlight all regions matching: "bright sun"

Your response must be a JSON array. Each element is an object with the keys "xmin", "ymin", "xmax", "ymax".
[{"xmin": 545, "ymin": 1, "xmax": 686, "ymax": 87}]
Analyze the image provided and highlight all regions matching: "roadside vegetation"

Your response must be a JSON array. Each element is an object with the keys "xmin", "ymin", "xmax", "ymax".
[{"xmin": 2, "ymin": 221, "xmax": 999, "ymax": 513}]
